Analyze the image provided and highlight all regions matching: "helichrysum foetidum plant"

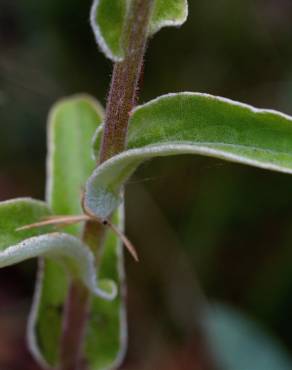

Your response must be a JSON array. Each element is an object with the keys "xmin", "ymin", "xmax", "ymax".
[{"xmin": 1, "ymin": 1, "xmax": 292, "ymax": 369}]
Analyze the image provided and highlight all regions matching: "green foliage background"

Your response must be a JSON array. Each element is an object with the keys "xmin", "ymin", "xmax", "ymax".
[{"xmin": 1, "ymin": 0, "xmax": 292, "ymax": 369}]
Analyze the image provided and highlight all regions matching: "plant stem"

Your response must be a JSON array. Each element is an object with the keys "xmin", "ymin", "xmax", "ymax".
[
  {"xmin": 60, "ymin": 222, "xmax": 105, "ymax": 370},
  {"xmin": 99, "ymin": 0, "xmax": 155, "ymax": 162},
  {"xmin": 59, "ymin": 280, "xmax": 89, "ymax": 370},
  {"xmin": 59, "ymin": 1, "xmax": 154, "ymax": 369}
]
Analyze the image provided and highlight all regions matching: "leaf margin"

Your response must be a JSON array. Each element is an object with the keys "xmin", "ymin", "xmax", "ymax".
[
  {"xmin": 90, "ymin": 0, "xmax": 127, "ymax": 62},
  {"xmin": 149, "ymin": 0, "xmax": 189, "ymax": 35}
]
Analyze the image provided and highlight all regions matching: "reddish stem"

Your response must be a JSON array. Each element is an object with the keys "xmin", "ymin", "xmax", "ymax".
[
  {"xmin": 59, "ymin": 1, "xmax": 154, "ymax": 369},
  {"xmin": 99, "ymin": 0, "xmax": 154, "ymax": 162}
]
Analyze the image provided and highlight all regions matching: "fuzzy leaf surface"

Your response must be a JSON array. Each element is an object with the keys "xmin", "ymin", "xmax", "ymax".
[
  {"xmin": 30, "ymin": 95, "xmax": 126, "ymax": 369},
  {"xmin": 47, "ymin": 94, "xmax": 103, "ymax": 234},
  {"xmin": 30, "ymin": 229, "xmax": 124, "ymax": 369},
  {"xmin": 0, "ymin": 198, "xmax": 51, "ymax": 247},
  {"xmin": 206, "ymin": 305, "xmax": 292, "ymax": 370},
  {"xmin": 0, "ymin": 198, "xmax": 115, "ymax": 365},
  {"xmin": 0, "ymin": 230, "xmax": 115, "ymax": 299},
  {"xmin": 90, "ymin": 0, "xmax": 188, "ymax": 61},
  {"xmin": 150, "ymin": 0, "xmax": 188, "ymax": 35},
  {"xmin": 88, "ymin": 92, "xmax": 292, "ymax": 219},
  {"xmin": 30, "ymin": 94, "xmax": 103, "ymax": 366}
]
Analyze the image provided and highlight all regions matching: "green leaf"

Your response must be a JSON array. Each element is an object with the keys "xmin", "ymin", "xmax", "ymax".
[
  {"xmin": 90, "ymin": 0, "xmax": 188, "ymax": 61},
  {"xmin": 0, "ymin": 230, "xmax": 116, "ymax": 299},
  {"xmin": 30, "ymin": 94, "xmax": 126, "ymax": 369},
  {"xmin": 47, "ymin": 94, "xmax": 103, "ymax": 235},
  {"xmin": 205, "ymin": 304, "xmax": 292, "ymax": 370},
  {"xmin": 30, "ymin": 94, "xmax": 104, "ymax": 367},
  {"xmin": 0, "ymin": 198, "xmax": 116, "ymax": 366},
  {"xmin": 85, "ymin": 207, "xmax": 127, "ymax": 370},
  {"xmin": 1, "ymin": 230, "xmax": 116, "ymax": 366},
  {"xmin": 150, "ymin": 0, "xmax": 188, "ymax": 35},
  {"xmin": 30, "ymin": 217, "xmax": 125, "ymax": 369},
  {"xmin": 88, "ymin": 92, "xmax": 292, "ymax": 219},
  {"xmin": 0, "ymin": 198, "xmax": 51, "ymax": 248},
  {"xmin": 26, "ymin": 233, "xmax": 117, "ymax": 368},
  {"xmin": 90, "ymin": 0, "xmax": 127, "ymax": 61}
]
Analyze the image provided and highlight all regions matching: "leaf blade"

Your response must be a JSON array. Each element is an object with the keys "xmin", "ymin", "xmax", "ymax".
[
  {"xmin": 0, "ymin": 232, "xmax": 116, "ymax": 299},
  {"xmin": 30, "ymin": 94, "xmax": 127, "ymax": 369},
  {"xmin": 29, "ymin": 94, "xmax": 106, "ymax": 367},
  {"xmin": 1, "ymin": 232, "xmax": 116, "ymax": 368},
  {"xmin": 0, "ymin": 197, "xmax": 116, "ymax": 367},
  {"xmin": 0, "ymin": 198, "xmax": 51, "ymax": 249},
  {"xmin": 47, "ymin": 94, "xmax": 103, "ymax": 234},
  {"xmin": 90, "ymin": 0, "xmax": 127, "ymax": 61},
  {"xmin": 88, "ymin": 92, "xmax": 292, "ymax": 219},
  {"xmin": 150, "ymin": 0, "xmax": 188, "ymax": 35}
]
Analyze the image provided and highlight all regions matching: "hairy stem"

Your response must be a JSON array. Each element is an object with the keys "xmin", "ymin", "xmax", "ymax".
[
  {"xmin": 59, "ymin": 222, "xmax": 105, "ymax": 370},
  {"xmin": 59, "ymin": 280, "xmax": 90, "ymax": 370},
  {"xmin": 99, "ymin": 0, "xmax": 155, "ymax": 162},
  {"xmin": 59, "ymin": 1, "xmax": 154, "ymax": 368}
]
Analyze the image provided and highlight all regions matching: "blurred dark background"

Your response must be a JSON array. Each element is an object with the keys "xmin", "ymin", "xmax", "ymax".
[{"xmin": 1, "ymin": 0, "xmax": 292, "ymax": 369}]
